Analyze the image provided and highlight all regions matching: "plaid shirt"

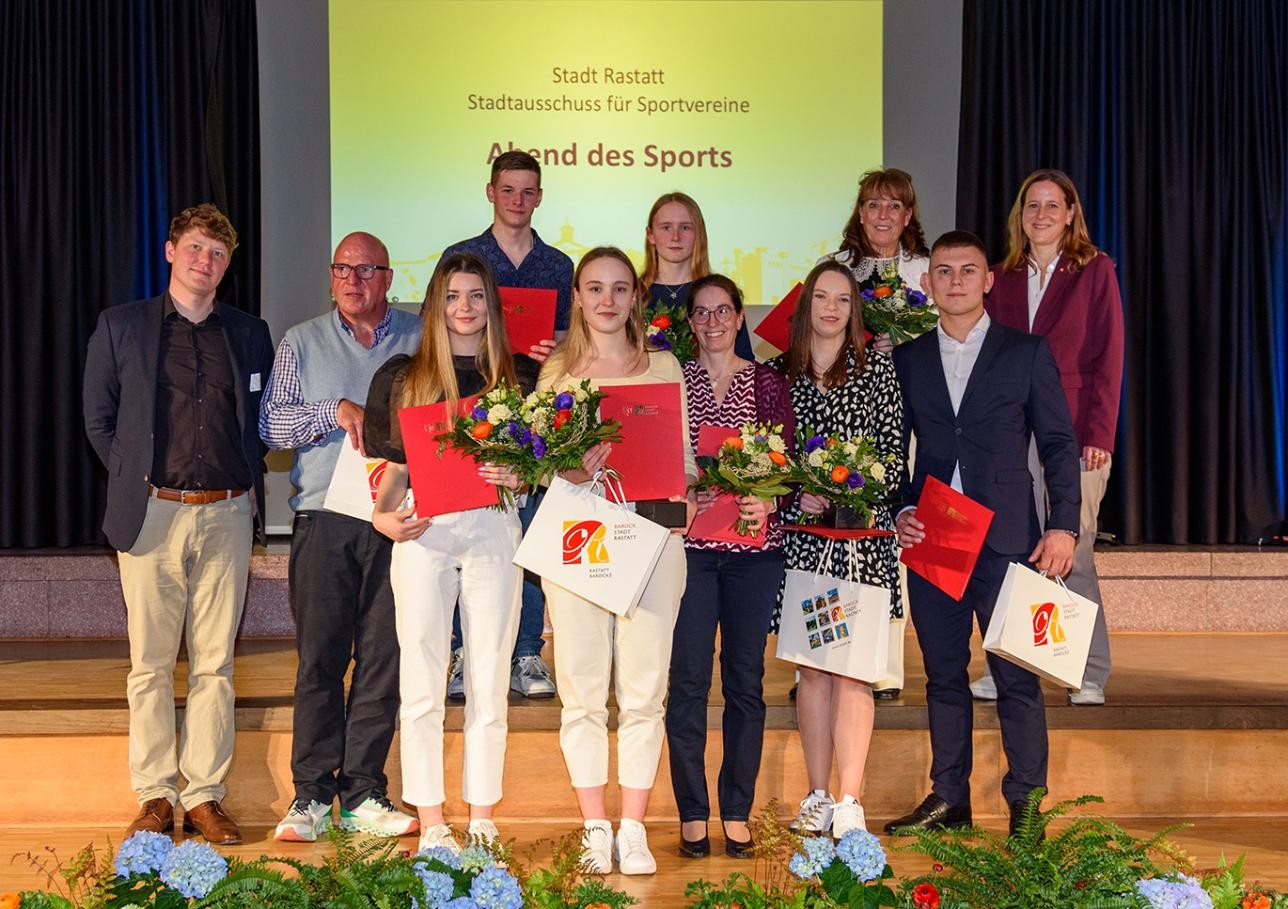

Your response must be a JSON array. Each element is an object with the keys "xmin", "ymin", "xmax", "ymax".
[{"xmin": 258, "ymin": 307, "xmax": 395, "ymax": 449}]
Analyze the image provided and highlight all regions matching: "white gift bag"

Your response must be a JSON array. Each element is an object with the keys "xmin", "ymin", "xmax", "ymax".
[
  {"xmin": 776, "ymin": 540, "xmax": 891, "ymax": 683},
  {"xmin": 322, "ymin": 442, "xmax": 388, "ymax": 522},
  {"xmin": 513, "ymin": 475, "xmax": 669, "ymax": 617},
  {"xmin": 982, "ymin": 561, "xmax": 1100, "ymax": 689}
]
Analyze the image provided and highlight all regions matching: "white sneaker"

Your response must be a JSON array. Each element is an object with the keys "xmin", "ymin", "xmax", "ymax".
[
  {"xmin": 447, "ymin": 648, "xmax": 466, "ymax": 701},
  {"xmin": 510, "ymin": 654, "xmax": 557, "ymax": 698},
  {"xmin": 793, "ymin": 789, "xmax": 834, "ymax": 834},
  {"xmin": 467, "ymin": 818, "xmax": 500, "ymax": 847},
  {"xmin": 339, "ymin": 795, "xmax": 419, "ymax": 837},
  {"xmin": 418, "ymin": 823, "xmax": 460, "ymax": 853},
  {"xmin": 1068, "ymin": 682, "xmax": 1106, "ymax": 706},
  {"xmin": 579, "ymin": 819, "xmax": 614, "ymax": 874},
  {"xmin": 831, "ymin": 795, "xmax": 867, "ymax": 838},
  {"xmin": 615, "ymin": 819, "xmax": 656, "ymax": 875},
  {"xmin": 970, "ymin": 672, "xmax": 998, "ymax": 701},
  {"xmin": 274, "ymin": 798, "xmax": 332, "ymax": 842}
]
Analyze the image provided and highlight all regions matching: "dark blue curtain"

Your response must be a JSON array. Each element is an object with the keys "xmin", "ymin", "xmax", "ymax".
[
  {"xmin": 957, "ymin": 0, "xmax": 1288, "ymax": 544},
  {"xmin": 0, "ymin": 0, "xmax": 260, "ymax": 548}
]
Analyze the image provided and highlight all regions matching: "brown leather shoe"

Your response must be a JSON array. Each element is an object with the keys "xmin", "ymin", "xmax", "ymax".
[
  {"xmin": 125, "ymin": 798, "xmax": 174, "ymax": 837},
  {"xmin": 182, "ymin": 800, "xmax": 242, "ymax": 844}
]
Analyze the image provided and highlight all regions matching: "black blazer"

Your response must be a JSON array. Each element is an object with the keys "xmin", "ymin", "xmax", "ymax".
[
  {"xmin": 83, "ymin": 294, "xmax": 275, "ymax": 551},
  {"xmin": 893, "ymin": 320, "xmax": 1080, "ymax": 555}
]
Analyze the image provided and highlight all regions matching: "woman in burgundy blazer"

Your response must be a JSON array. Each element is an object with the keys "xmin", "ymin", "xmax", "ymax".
[{"xmin": 981, "ymin": 168, "xmax": 1124, "ymax": 704}]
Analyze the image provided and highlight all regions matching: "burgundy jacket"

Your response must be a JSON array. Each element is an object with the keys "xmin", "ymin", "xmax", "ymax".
[{"xmin": 985, "ymin": 253, "xmax": 1125, "ymax": 453}]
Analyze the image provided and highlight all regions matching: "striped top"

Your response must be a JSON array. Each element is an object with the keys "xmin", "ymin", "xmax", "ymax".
[{"xmin": 683, "ymin": 359, "xmax": 786, "ymax": 552}]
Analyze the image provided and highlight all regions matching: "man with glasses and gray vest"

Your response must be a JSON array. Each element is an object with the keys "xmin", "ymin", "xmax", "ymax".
[{"xmin": 260, "ymin": 231, "xmax": 422, "ymax": 841}]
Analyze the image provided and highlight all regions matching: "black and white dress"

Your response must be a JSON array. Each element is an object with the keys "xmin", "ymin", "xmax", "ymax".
[{"xmin": 768, "ymin": 347, "xmax": 905, "ymax": 628}]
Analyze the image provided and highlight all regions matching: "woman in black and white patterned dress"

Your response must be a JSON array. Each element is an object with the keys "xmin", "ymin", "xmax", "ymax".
[{"xmin": 768, "ymin": 260, "xmax": 904, "ymax": 839}]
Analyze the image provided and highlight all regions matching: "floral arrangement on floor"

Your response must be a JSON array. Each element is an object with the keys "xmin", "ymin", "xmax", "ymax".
[
  {"xmin": 437, "ymin": 379, "xmax": 622, "ymax": 505},
  {"xmin": 11, "ymin": 827, "xmax": 636, "ymax": 909},
  {"xmin": 859, "ymin": 261, "xmax": 938, "ymax": 346},
  {"xmin": 644, "ymin": 300, "xmax": 697, "ymax": 362},
  {"xmin": 695, "ymin": 423, "xmax": 795, "ymax": 537},
  {"xmin": 792, "ymin": 429, "xmax": 895, "ymax": 526}
]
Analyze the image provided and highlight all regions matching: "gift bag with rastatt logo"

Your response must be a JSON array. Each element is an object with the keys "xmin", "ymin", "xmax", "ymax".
[
  {"xmin": 982, "ymin": 561, "xmax": 1100, "ymax": 689},
  {"xmin": 513, "ymin": 473, "xmax": 669, "ymax": 618},
  {"xmin": 775, "ymin": 539, "xmax": 891, "ymax": 683}
]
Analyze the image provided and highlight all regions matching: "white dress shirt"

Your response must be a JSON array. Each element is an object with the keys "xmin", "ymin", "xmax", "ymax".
[
  {"xmin": 937, "ymin": 311, "xmax": 991, "ymax": 492},
  {"xmin": 1027, "ymin": 256, "xmax": 1059, "ymax": 329}
]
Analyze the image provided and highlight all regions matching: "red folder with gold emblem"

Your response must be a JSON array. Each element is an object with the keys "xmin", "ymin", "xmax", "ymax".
[
  {"xmin": 499, "ymin": 286, "xmax": 557, "ymax": 357},
  {"xmin": 899, "ymin": 475, "xmax": 994, "ymax": 601},
  {"xmin": 398, "ymin": 395, "xmax": 496, "ymax": 518}
]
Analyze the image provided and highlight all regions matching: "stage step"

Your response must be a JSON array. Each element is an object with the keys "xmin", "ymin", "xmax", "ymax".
[
  {"xmin": 4, "ymin": 547, "xmax": 1287, "ymax": 638},
  {"xmin": 3, "ymin": 634, "xmax": 1286, "ymax": 829}
]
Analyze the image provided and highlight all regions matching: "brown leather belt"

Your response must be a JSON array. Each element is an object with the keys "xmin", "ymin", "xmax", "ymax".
[{"xmin": 150, "ymin": 486, "xmax": 247, "ymax": 505}]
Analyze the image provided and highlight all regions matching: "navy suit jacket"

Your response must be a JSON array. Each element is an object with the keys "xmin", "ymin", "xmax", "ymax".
[
  {"xmin": 83, "ymin": 294, "xmax": 275, "ymax": 551},
  {"xmin": 893, "ymin": 320, "xmax": 1080, "ymax": 555}
]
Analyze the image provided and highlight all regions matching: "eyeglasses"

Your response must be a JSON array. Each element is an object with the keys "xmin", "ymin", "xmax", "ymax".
[
  {"xmin": 690, "ymin": 305, "xmax": 737, "ymax": 324},
  {"xmin": 330, "ymin": 263, "xmax": 392, "ymax": 280}
]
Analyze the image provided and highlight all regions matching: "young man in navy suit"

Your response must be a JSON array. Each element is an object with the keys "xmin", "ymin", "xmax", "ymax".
[
  {"xmin": 885, "ymin": 231, "xmax": 1080, "ymax": 837},
  {"xmin": 84, "ymin": 204, "xmax": 275, "ymax": 844}
]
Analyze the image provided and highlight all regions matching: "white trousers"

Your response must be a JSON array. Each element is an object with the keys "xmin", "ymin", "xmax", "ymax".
[
  {"xmin": 390, "ymin": 507, "xmax": 522, "ymax": 807},
  {"xmin": 544, "ymin": 535, "xmax": 687, "ymax": 790}
]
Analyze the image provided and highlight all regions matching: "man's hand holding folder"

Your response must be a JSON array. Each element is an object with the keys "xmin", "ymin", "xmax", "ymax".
[{"xmin": 897, "ymin": 475, "xmax": 994, "ymax": 601}]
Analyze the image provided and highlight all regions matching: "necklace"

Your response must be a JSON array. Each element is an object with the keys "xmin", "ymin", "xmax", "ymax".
[{"xmin": 654, "ymin": 280, "xmax": 692, "ymax": 302}]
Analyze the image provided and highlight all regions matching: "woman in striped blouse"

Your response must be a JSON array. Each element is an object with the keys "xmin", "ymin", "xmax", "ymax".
[{"xmin": 665, "ymin": 274, "xmax": 795, "ymax": 859}]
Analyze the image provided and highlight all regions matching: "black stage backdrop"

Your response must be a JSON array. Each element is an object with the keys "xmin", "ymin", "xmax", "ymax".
[
  {"xmin": 0, "ymin": 0, "xmax": 260, "ymax": 548},
  {"xmin": 958, "ymin": 0, "xmax": 1288, "ymax": 545}
]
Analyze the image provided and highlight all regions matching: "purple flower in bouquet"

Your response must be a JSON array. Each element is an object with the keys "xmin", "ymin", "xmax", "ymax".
[
  {"xmin": 754, "ymin": 433, "xmax": 767, "ymax": 443},
  {"xmin": 554, "ymin": 392, "xmax": 575, "ymax": 410},
  {"xmin": 521, "ymin": 428, "xmax": 533, "ymax": 444},
  {"xmin": 908, "ymin": 289, "xmax": 927, "ymax": 308},
  {"xmin": 471, "ymin": 405, "xmax": 488, "ymax": 420},
  {"xmin": 847, "ymin": 473, "xmax": 864, "ymax": 489},
  {"xmin": 531, "ymin": 435, "xmax": 547, "ymax": 459},
  {"xmin": 649, "ymin": 331, "xmax": 672, "ymax": 350},
  {"xmin": 861, "ymin": 288, "xmax": 877, "ymax": 300},
  {"xmin": 507, "ymin": 421, "xmax": 522, "ymax": 441},
  {"xmin": 805, "ymin": 434, "xmax": 826, "ymax": 452}
]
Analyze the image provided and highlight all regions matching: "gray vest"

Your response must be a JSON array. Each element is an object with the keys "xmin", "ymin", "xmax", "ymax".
[{"xmin": 286, "ymin": 307, "xmax": 421, "ymax": 511}]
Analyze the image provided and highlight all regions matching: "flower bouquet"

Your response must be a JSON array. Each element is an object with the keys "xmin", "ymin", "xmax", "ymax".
[
  {"xmin": 793, "ymin": 430, "xmax": 894, "ymax": 528},
  {"xmin": 438, "ymin": 381, "xmax": 623, "ymax": 505},
  {"xmin": 860, "ymin": 261, "xmax": 938, "ymax": 345},
  {"xmin": 645, "ymin": 300, "xmax": 697, "ymax": 363},
  {"xmin": 788, "ymin": 830, "xmax": 900, "ymax": 909},
  {"xmin": 695, "ymin": 423, "xmax": 794, "ymax": 537}
]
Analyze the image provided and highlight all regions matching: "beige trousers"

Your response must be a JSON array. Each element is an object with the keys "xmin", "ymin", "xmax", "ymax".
[
  {"xmin": 117, "ymin": 493, "xmax": 252, "ymax": 808},
  {"xmin": 545, "ymin": 535, "xmax": 687, "ymax": 790}
]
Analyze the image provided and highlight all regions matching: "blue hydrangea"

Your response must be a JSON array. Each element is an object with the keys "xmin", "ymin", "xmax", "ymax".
[
  {"xmin": 458, "ymin": 845, "xmax": 493, "ymax": 872},
  {"xmin": 158, "ymin": 839, "xmax": 228, "ymax": 898},
  {"xmin": 114, "ymin": 829, "xmax": 175, "ymax": 877},
  {"xmin": 836, "ymin": 829, "xmax": 886, "ymax": 882},
  {"xmin": 442, "ymin": 899, "xmax": 481, "ymax": 909},
  {"xmin": 1135, "ymin": 875, "xmax": 1213, "ymax": 908},
  {"xmin": 412, "ymin": 867, "xmax": 457, "ymax": 908},
  {"xmin": 417, "ymin": 845, "xmax": 462, "ymax": 870},
  {"xmin": 469, "ymin": 865, "xmax": 522, "ymax": 909},
  {"xmin": 788, "ymin": 835, "xmax": 837, "ymax": 879}
]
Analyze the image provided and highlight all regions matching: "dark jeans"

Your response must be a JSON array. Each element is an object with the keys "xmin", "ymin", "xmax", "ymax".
[
  {"xmin": 452, "ymin": 491, "xmax": 545, "ymax": 659},
  {"xmin": 665, "ymin": 547, "xmax": 784, "ymax": 822},
  {"xmin": 907, "ymin": 548, "xmax": 1048, "ymax": 806},
  {"xmin": 288, "ymin": 510, "xmax": 399, "ymax": 810}
]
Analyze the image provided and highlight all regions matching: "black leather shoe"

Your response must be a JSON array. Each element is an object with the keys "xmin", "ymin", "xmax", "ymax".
[
  {"xmin": 723, "ymin": 824, "xmax": 754, "ymax": 858},
  {"xmin": 1008, "ymin": 799, "xmax": 1045, "ymax": 840},
  {"xmin": 883, "ymin": 793, "xmax": 972, "ymax": 835},
  {"xmin": 679, "ymin": 833, "xmax": 710, "ymax": 858},
  {"xmin": 789, "ymin": 684, "xmax": 797, "ymax": 700},
  {"xmin": 873, "ymin": 687, "xmax": 901, "ymax": 700}
]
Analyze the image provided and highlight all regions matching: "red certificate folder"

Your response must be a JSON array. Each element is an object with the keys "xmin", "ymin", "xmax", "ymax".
[
  {"xmin": 687, "ymin": 425, "xmax": 768, "ymax": 546},
  {"xmin": 397, "ymin": 395, "xmax": 496, "ymax": 518},
  {"xmin": 899, "ymin": 475, "xmax": 995, "ymax": 601},
  {"xmin": 499, "ymin": 286, "xmax": 557, "ymax": 356},
  {"xmin": 599, "ymin": 382, "xmax": 687, "ymax": 501},
  {"xmin": 753, "ymin": 282, "xmax": 802, "ymax": 352}
]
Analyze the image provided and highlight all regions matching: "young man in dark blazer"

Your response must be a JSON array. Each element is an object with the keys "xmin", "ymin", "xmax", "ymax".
[
  {"xmin": 83, "ymin": 204, "xmax": 274, "ymax": 844},
  {"xmin": 885, "ymin": 230, "xmax": 1080, "ymax": 837}
]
